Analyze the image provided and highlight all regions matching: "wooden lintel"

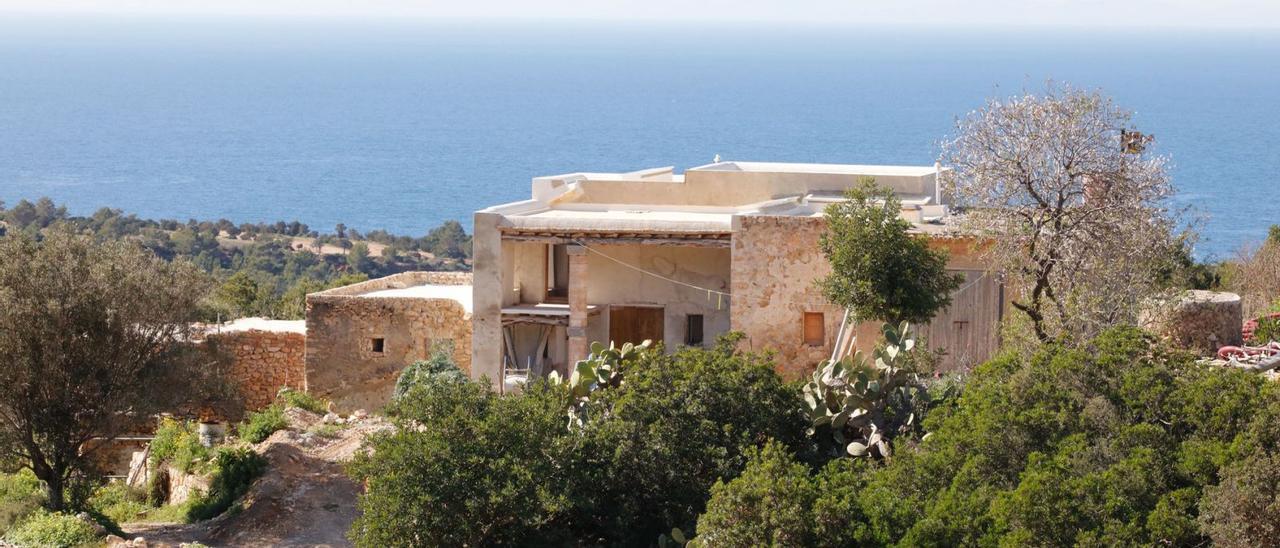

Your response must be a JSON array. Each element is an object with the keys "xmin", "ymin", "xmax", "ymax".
[{"xmin": 502, "ymin": 315, "xmax": 569, "ymax": 327}]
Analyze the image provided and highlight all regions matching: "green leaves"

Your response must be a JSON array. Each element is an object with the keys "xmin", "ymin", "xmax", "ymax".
[
  {"xmin": 817, "ymin": 179, "xmax": 963, "ymax": 325},
  {"xmin": 546, "ymin": 339, "xmax": 653, "ymax": 430},
  {"xmin": 802, "ymin": 322, "xmax": 927, "ymax": 460}
]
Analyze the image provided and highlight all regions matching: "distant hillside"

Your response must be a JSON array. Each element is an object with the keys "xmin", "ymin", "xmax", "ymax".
[{"xmin": 0, "ymin": 197, "xmax": 471, "ymax": 321}]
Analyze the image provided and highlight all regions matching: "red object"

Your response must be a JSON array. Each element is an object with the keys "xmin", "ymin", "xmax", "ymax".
[{"xmin": 1243, "ymin": 312, "xmax": 1280, "ymax": 344}]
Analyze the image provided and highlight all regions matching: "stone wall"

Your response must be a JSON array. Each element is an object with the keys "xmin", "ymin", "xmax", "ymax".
[
  {"xmin": 206, "ymin": 329, "xmax": 307, "ymax": 413},
  {"xmin": 306, "ymin": 272, "xmax": 473, "ymax": 412},
  {"xmin": 730, "ymin": 215, "xmax": 849, "ymax": 379}
]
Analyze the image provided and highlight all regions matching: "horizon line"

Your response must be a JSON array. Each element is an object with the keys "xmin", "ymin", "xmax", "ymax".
[{"xmin": 1, "ymin": 12, "xmax": 1279, "ymax": 33}]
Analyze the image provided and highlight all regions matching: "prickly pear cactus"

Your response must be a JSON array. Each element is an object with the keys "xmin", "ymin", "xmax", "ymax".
[
  {"xmin": 547, "ymin": 339, "xmax": 652, "ymax": 430},
  {"xmin": 802, "ymin": 322, "xmax": 924, "ymax": 459}
]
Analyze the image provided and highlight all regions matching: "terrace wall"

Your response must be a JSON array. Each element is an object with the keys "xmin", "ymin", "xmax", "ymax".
[{"xmin": 206, "ymin": 329, "xmax": 307, "ymax": 412}]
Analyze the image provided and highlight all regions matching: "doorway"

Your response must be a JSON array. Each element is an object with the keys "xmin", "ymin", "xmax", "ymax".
[{"xmin": 609, "ymin": 306, "xmax": 664, "ymax": 347}]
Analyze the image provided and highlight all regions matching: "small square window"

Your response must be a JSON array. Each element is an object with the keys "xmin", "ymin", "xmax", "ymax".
[
  {"xmin": 371, "ymin": 338, "xmax": 385, "ymax": 354},
  {"xmin": 685, "ymin": 314, "xmax": 705, "ymax": 346},
  {"xmin": 803, "ymin": 312, "xmax": 825, "ymax": 346}
]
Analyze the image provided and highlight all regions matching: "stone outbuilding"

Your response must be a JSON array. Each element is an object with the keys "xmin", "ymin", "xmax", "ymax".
[{"xmin": 305, "ymin": 271, "xmax": 473, "ymax": 411}]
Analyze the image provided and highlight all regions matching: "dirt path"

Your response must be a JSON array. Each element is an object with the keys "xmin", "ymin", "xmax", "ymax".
[{"xmin": 119, "ymin": 411, "xmax": 387, "ymax": 547}]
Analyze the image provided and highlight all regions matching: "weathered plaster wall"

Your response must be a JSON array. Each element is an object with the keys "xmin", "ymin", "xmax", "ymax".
[
  {"xmin": 306, "ymin": 272, "xmax": 473, "ymax": 412},
  {"xmin": 472, "ymin": 212, "xmax": 505, "ymax": 384},
  {"xmin": 582, "ymin": 244, "xmax": 732, "ymax": 350},
  {"xmin": 730, "ymin": 214, "xmax": 999, "ymax": 379},
  {"xmin": 206, "ymin": 329, "xmax": 307, "ymax": 412},
  {"xmin": 503, "ymin": 240, "xmax": 547, "ymax": 306}
]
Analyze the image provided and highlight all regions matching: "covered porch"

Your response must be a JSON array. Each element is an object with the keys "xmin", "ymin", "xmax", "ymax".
[{"xmin": 497, "ymin": 225, "xmax": 732, "ymax": 391}]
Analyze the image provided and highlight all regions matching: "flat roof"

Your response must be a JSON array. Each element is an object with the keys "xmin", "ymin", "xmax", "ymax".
[
  {"xmin": 215, "ymin": 317, "xmax": 306, "ymax": 334},
  {"xmin": 359, "ymin": 284, "xmax": 473, "ymax": 313},
  {"xmin": 506, "ymin": 208, "xmax": 735, "ymax": 233},
  {"xmin": 690, "ymin": 161, "xmax": 940, "ymax": 177}
]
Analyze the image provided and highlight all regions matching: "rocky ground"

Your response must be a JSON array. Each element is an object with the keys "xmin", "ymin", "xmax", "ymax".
[{"xmin": 113, "ymin": 409, "xmax": 390, "ymax": 548}]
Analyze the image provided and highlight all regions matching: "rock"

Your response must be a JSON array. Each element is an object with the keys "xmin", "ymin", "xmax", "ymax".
[
  {"xmin": 76, "ymin": 512, "xmax": 108, "ymax": 536},
  {"xmin": 283, "ymin": 407, "xmax": 322, "ymax": 430},
  {"xmin": 322, "ymin": 412, "xmax": 341, "ymax": 425},
  {"xmin": 351, "ymin": 409, "xmax": 369, "ymax": 421}
]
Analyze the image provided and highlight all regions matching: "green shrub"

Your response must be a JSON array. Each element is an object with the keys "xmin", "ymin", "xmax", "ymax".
[
  {"xmin": 692, "ymin": 440, "xmax": 817, "ymax": 547},
  {"xmin": 276, "ymin": 388, "xmax": 328, "ymax": 414},
  {"xmin": 1199, "ymin": 451, "xmax": 1280, "ymax": 546},
  {"xmin": 691, "ymin": 442, "xmax": 878, "ymax": 547},
  {"xmin": 350, "ymin": 379, "xmax": 578, "ymax": 547},
  {"xmin": 1252, "ymin": 315, "xmax": 1280, "ymax": 345},
  {"xmin": 683, "ymin": 327, "xmax": 1280, "ymax": 546},
  {"xmin": 239, "ymin": 404, "xmax": 288, "ymax": 444},
  {"xmin": 0, "ymin": 470, "xmax": 45, "ymax": 536},
  {"xmin": 351, "ymin": 337, "xmax": 804, "ymax": 547},
  {"xmin": 307, "ymin": 423, "xmax": 343, "ymax": 439},
  {"xmin": 149, "ymin": 418, "xmax": 211, "ymax": 474},
  {"xmin": 4, "ymin": 510, "xmax": 100, "ymax": 547},
  {"xmin": 580, "ymin": 338, "xmax": 808, "ymax": 543},
  {"xmin": 391, "ymin": 342, "xmax": 466, "ymax": 404},
  {"xmin": 185, "ymin": 447, "xmax": 266, "ymax": 522},
  {"xmin": 88, "ymin": 482, "xmax": 150, "ymax": 526}
]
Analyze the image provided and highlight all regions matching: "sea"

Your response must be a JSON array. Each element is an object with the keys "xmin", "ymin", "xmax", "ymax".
[{"xmin": 0, "ymin": 16, "xmax": 1277, "ymax": 258}]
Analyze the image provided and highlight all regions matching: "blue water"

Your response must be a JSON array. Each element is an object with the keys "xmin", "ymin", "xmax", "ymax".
[{"xmin": 1, "ymin": 17, "xmax": 1277, "ymax": 258}]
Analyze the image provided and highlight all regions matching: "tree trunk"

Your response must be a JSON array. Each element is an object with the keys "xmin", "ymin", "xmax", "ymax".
[
  {"xmin": 38, "ymin": 467, "xmax": 66, "ymax": 512},
  {"xmin": 44, "ymin": 476, "xmax": 64, "ymax": 514}
]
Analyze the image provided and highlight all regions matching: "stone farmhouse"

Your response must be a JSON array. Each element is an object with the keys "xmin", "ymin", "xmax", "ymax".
[
  {"xmin": 211, "ymin": 161, "xmax": 1008, "ymax": 415},
  {"xmin": 472, "ymin": 160, "xmax": 1006, "ymax": 385}
]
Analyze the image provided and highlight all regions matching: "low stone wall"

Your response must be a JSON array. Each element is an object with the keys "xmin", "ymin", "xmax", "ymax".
[
  {"xmin": 206, "ymin": 329, "xmax": 307, "ymax": 413},
  {"xmin": 306, "ymin": 272, "xmax": 473, "ymax": 412}
]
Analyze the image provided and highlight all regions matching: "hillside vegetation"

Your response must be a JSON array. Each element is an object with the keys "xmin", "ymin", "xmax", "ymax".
[{"xmin": 0, "ymin": 197, "xmax": 471, "ymax": 320}]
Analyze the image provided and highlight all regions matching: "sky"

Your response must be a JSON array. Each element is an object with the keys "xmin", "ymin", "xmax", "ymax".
[{"xmin": 1, "ymin": 0, "xmax": 1278, "ymax": 29}]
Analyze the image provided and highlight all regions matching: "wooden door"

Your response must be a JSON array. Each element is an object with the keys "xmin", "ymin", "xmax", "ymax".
[
  {"xmin": 919, "ymin": 270, "xmax": 1003, "ymax": 371},
  {"xmin": 609, "ymin": 306, "xmax": 665, "ymax": 347}
]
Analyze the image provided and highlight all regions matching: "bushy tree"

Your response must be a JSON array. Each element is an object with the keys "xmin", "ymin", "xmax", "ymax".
[
  {"xmin": 1199, "ymin": 451, "xmax": 1280, "ymax": 547},
  {"xmin": 421, "ymin": 220, "xmax": 471, "ymax": 260},
  {"xmin": 692, "ymin": 445, "xmax": 872, "ymax": 548},
  {"xmin": 216, "ymin": 271, "xmax": 259, "ymax": 317},
  {"xmin": 819, "ymin": 179, "xmax": 961, "ymax": 325},
  {"xmin": 347, "ymin": 242, "xmax": 371, "ymax": 274},
  {"xmin": 0, "ymin": 232, "xmax": 228, "ymax": 511},
  {"xmin": 943, "ymin": 85, "xmax": 1180, "ymax": 343},
  {"xmin": 349, "ymin": 380, "xmax": 581, "ymax": 547},
  {"xmin": 579, "ymin": 337, "xmax": 809, "ymax": 544},
  {"xmin": 350, "ymin": 336, "xmax": 806, "ymax": 547},
  {"xmin": 692, "ymin": 440, "xmax": 817, "ymax": 547},
  {"xmin": 689, "ymin": 327, "xmax": 1280, "ymax": 546}
]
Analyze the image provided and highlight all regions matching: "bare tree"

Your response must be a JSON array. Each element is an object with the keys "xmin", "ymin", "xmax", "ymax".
[
  {"xmin": 1228, "ymin": 230, "xmax": 1280, "ymax": 319},
  {"xmin": 942, "ymin": 85, "xmax": 1180, "ymax": 343},
  {"xmin": 0, "ymin": 231, "xmax": 229, "ymax": 511}
]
